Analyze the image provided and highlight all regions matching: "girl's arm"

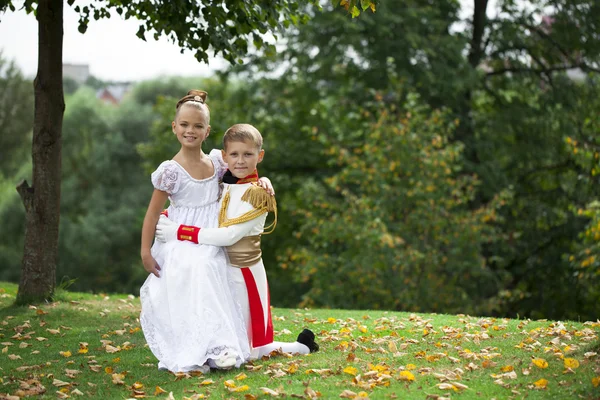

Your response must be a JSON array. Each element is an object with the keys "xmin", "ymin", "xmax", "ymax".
[{"xmin": 141, "ymin": 189, "xmax": 169, "ymax": 277}]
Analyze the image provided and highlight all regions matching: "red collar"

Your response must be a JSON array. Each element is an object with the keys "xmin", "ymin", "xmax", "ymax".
[{"xmin": 235, "ymin": 170, "xmax": 259, "ymax": 184}]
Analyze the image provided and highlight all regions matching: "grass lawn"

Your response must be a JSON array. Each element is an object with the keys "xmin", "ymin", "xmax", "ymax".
[{"xmin": 0, "ymin": 281, "xmax": 599, "ymax": 399}]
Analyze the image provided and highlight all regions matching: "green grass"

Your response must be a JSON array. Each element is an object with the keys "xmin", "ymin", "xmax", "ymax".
[{"xmin": 0, "ymin": 281, "xmax": 599, "ymax": 399}]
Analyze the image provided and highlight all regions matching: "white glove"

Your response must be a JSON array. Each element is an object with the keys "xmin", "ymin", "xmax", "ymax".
[{"xmin": 155, "ymin": 215, "xmax": 179, "ymax": 243}]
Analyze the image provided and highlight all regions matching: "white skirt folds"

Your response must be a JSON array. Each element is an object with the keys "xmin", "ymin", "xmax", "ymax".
[{"xmin": 140, "ymin": 240, "xmax": 250, "ymax": 372}]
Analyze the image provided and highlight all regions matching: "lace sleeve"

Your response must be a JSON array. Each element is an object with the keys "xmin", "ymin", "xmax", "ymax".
[
  {"xmin": 151, "ymin": 161, "xmax": 181, "ymax": 194},
  {"xmin": 209, "ymin": 148, "xmax": 228, "ymax": 179}
]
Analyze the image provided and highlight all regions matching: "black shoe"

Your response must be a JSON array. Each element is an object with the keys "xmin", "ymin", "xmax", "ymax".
[{"xmin": 296, "ymin": 328, "xmax": 319, "ymax": 353}]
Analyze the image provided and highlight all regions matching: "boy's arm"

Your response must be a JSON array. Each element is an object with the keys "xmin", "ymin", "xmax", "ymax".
[{"xmin": 155, "ymin": 213, "xmax": 266, "ymax": 247}]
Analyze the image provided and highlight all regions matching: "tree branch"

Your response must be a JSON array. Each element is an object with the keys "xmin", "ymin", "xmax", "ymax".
[
  {"xmin": 486, "ymin": 64, "xmax": 578, "ymax": 76},
  {"xmin": 468, "ymin": 0, "xmax": 490, "ymax": 68}
]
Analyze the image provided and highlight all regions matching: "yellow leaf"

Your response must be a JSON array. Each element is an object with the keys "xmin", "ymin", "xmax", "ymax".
[
  {"xmin": 235, "ymin": 373, "xmax": 248, "ymax": 380},
  {"xmin": 78, "ymin": 347, "xmax": 88, "ymax": 354},
  {"xmin": 369, "ymin": 2, "xmax": 376, "ymax": 12},
  {"xmin": 224, "ymin": 380, "xmax": 236, "ymax": 388},
  {"xmin": 534, "ymin": 378, "xmax": 548, "ymax": 389},
  {"xmin": 532, "ymin": 358, "xmax": 548, "ymax": 369},
  {"xmin": 132, "ymin": 382, "xmax": 144, "ymax": 389},
  {"xmin": 154, "ymin": 386, "xmax": 167, "ymax": 395},
  {"xmin": 60, "ymin": 351, "xmax": 72, "ymax": 358},
  {"xmin": 563, "ymin": 358, "xmax": 579, "ymax": 369},
  {"xmin": 104, "ymin": 367, "xmax": 114, "ymax": 374},
  {"xmin": 398, "ymin": 371, "xmax": 415, "ymax": 381},
  {"xmin": 406, "ymin": 364, "xmax": 416, "ymax": 370},
  {"xmin": 229, "ymin": 385, "xmax": 250, "ymax": 393},
  {"xmin": 327, "ymin": 318, "xmax": 337, "ymax": 324},
  {"xmin": 500, "ymin": 365, "xmax": 514, "ymax": 372},
  {"xmin": 592, "ymin": 376, "xmax": 600, "ymax": 388},
  {"xmin": 286, "ymin": 364, "xmax": 298, "ymax": 374},
  {"xmin": 343, "ymin": 366, "xmax": 359, "ymax": 376},
  {"xmin": 200, "ymin": 379, "xmax": 214, "ymax": 386}
]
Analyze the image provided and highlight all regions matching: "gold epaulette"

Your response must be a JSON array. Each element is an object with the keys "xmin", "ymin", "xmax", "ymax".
[
  {"xmin": 241, "ymin": 184, "xmax": 277, "ymax": 213},
  {"xmin": 218, "ymin": 185, "xmax": 278, "ymax": 234}
]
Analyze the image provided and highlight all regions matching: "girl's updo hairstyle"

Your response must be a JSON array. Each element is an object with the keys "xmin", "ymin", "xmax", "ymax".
[{"xmin": 175, "ymin": 90, "xmax": 210, "ymax": 123}]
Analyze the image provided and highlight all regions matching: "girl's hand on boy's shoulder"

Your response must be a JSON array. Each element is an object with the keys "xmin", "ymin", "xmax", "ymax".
[{"xmin": 258, "ymin": 177, "xmax": 275, "ymax": 196}]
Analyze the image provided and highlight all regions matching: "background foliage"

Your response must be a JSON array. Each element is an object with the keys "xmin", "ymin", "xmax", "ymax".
[{"xmin": 0, "ymin": 0, "xmax": 598, "ymax": 320}]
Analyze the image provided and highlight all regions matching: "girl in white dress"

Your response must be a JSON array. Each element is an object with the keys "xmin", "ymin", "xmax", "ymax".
[{"xmin": 139, "ymin": 90, "xmax": 252, "ymax": 373}]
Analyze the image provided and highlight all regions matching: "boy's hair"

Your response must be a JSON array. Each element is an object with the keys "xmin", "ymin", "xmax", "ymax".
[
  {"xmin": 175, "ymin": 89, "xmax": 210, "ymax": 123},
  {"xmin": 223, "ymin": 124, "xmax": 263, "ymax": 150}
]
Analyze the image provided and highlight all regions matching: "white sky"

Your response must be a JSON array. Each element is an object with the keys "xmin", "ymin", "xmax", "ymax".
[{"xmin": 0, "ymin": 1, "xmax": 496, "ymax": 82}]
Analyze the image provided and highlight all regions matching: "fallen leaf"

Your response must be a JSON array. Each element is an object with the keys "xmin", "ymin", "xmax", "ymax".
[
  {"xmin": 398, "ymin": 371, "xmax": 415, "ymax": 382},
  {"xmin": 563, "ymin": 358, "xmax": 579, "ymax": 369},
  {"xmin": 53, "ymin": 379, "xmax": 70, "ymax": 387},
  {"xmin": 260, "ymin": 387, "xmax": 280, "ymax": 396},
  {"xmin": 534, "ymin": 378, "xmax": 548, "ymax": 389},
  {"xmin": 132, "ymin": 381, "xmax": 144, "ymax": 389},
  {"xmin": 532, "ymin": 358, "xmax": 548, "ymax": 369},
  {"xmin": 112, "ymin": 373, "xmax": 126, "ymax": 385},
  {"xmin": 229, "ymin": 385, "xmax": 250, "ymax": 393},
  {"xmin": 224, "ymin": 380, "xmax": 236, "ymax": 388},
  {"xmin": 65, "ymin": 369, "xmax": 81, "ymax": 379}
]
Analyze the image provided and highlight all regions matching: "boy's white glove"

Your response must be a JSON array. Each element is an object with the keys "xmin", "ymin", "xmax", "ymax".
[{"xmin": 156, "ymin": 215, "xmax": 180, "ymax": 243}]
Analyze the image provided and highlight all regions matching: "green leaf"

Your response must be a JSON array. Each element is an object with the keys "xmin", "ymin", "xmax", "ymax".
[
  {"xmin": 136, "ymin": 25, "xmax": 146, "ymax": 41},
  {"xmin": 351, "ymin": 5, "xmax": 360, "ymax": 18},
  {"xmin": 360, "ymin": 0, "xmax": 371, "ymax": 11},
  {"xmin": 77, "ymin": 21, "xmax": 88, "ymax": 34}
]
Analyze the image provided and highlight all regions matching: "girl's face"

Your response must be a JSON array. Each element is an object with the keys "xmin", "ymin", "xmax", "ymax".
[{"xmin": 172, "ymin": 105, "xmax": 210, "ymax": 149}]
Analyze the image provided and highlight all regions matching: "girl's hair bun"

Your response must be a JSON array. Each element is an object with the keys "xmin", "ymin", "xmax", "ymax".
[{"xmin": 176, "ymin": 90, "xmax": 208, "ymax": 109}]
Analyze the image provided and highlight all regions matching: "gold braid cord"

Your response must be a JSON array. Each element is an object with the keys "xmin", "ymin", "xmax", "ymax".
[{"xmin": 218, "ymin": 185, "xmax": 278, "ymax": 234}]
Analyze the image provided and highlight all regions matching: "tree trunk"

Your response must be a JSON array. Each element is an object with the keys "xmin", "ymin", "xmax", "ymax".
[
  {"xmin": 454, "ymin": 0, "xmax": 489, "ymax": 205},
  {"xmin": 16, "ymin": 0, "xmax": 65, "ymax": 304}
]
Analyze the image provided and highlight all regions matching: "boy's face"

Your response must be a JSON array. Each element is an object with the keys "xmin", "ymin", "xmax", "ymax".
[{"xmin": 222, "ymin": 140, "xmax": 264, "ymax": 179}]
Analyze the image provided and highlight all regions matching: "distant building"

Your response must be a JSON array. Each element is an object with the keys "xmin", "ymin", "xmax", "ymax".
[
  {"xmin": 96, "ymin": 84, "xmax": 131, "ymax": 105},
  {"xmin": 63, "ymin": 63, "xmax": 90, "ymax": 84}
]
